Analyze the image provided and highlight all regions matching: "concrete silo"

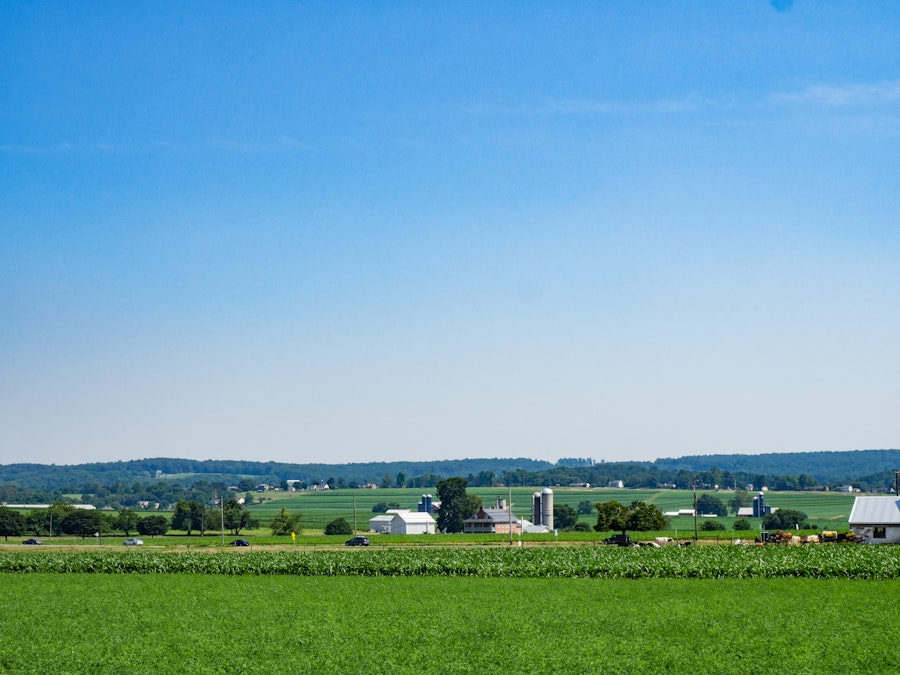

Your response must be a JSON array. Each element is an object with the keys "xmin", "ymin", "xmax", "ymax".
[
  {"xmin": 531, "ymin": 488, "xmax": 554, "ymax": 529},
  {"xmin": 541, "ymin": 488, "xmax": 554, "ymax": 530}
]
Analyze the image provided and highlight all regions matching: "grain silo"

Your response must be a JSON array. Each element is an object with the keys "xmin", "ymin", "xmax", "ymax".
[
  {"xmin": 541, "ymin": 487, "xmax": 554, "ymax": 530},
  {"xmin": 531, "ymin": 488, "xmax": 554, "ymax": 529}
]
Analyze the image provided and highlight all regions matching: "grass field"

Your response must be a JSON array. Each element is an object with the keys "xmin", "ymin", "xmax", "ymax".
[{"xmin": 1, "ymin": 573, "xmax": 897, "ymax": 674}]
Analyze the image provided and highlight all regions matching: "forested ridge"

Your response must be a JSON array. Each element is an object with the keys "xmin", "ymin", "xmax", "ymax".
[{"xmin": 1, "ymin": 449, "xmax": 899, "ymax": 503}]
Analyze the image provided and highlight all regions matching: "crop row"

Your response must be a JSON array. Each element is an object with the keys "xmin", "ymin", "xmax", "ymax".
[{"xmin": 3, "ymin": 545, "xmax": 900, "ymax": 579}]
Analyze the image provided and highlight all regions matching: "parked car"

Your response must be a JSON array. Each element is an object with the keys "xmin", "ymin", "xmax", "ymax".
[
  {"xmin": 230, "ymin": 539, "xmax": 250, "ymax": 547},
  {"xmin": 603, "ymin": 533, "xmax": 633, "ymax": 547},
  {"xmin": 345, "ymin": 536, "xmax": 370, "ymax": 547},
  {"xmin": 22, "ymin": 538, "xmax": 42, "ymax": 545},
  {"xmin": 122, "ymin": 538, "xmax": 144, "ymax": 546}
]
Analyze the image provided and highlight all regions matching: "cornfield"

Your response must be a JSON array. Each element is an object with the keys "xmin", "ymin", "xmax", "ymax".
[{"xmin": 3, "ymin": 545, "xmax": 900, "ymax": 578}]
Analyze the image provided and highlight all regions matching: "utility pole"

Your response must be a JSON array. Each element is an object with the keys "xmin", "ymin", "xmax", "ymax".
[
  {"xmin": 353, "ymin": 490, "xmax": 358, "ymax": 535},
  {"xmin": 508, "ymin": 484, "xmax": 513, "ymax": 546},
  {"xmin": 693, "ymin": 476, "xmax": 699, "ymax": 543}
]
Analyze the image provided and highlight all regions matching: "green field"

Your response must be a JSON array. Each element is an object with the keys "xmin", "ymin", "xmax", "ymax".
[
  {"xmin": 1, "ymin": 572, "xmax": 896, "ymax": 674},
  {"xmin": 241, "ymin": 486, "xmax": 858, "ymax": 533}
]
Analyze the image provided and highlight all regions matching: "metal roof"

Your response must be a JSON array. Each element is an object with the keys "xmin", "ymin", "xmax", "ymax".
[
  {"xmin": 391, "ymin": 511, "xmax": 435, "ymax": 523},
  {"xmin": 464, "ymin": 508, "xmax": 518, "ymax": 524},
  {"xmin": 848, "ymin": 496, "xmax": 900, "ymax": 525}
]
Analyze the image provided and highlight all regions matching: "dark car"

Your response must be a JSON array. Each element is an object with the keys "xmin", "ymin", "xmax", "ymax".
[
  {"xmin": 22, "ymin": 538, "xmax": 43, "ymax": 545},
  {"xmin": 603, "ymin": 533, "xmax": 633, "ymax": 547},
  {"xmin": 345, "ymin": 536, "xmax": 370, "ymax": 547},
  {"xmin": 230, "ymin": 539, "xmax": 250, "ymax": 547}
]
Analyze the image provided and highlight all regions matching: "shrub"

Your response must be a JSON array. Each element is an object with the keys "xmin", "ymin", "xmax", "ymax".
[
  {"xmin": 324, "ymin": 518, "xmax": 353, "ymax": 536},
  {"xmin": 700, "ymin": 520, "xmax": 726, "ymax": 531},
  {"xmin": 732, "ymin": 518, "xmax": 752, "ymax": 530}
]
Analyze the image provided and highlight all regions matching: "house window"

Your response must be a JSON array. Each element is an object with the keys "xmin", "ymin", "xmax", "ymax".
[{"xmin": 874, "ymin": 527, "xmax": 887, "ymax": 539}]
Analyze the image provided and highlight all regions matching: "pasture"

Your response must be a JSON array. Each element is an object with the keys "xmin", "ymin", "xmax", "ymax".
[{"xmin": 1, "ymin": 572, "xmax": 897, "ymax": 673}]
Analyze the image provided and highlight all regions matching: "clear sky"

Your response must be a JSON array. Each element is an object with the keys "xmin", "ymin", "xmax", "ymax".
[{"xmin": 2, "ymin": 2, "xmax": 899, "ymax": 466}]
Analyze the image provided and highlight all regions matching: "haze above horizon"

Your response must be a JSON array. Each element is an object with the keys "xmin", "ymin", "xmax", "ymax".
[{"xmin": 2, "ymin": 2, "xmax": 899, "ymax": 466}]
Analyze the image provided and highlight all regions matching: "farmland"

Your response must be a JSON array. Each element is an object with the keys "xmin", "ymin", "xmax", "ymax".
[
  {"xmin": 3, "ymin": 544, "xmax": 899, "ymax": 672},
  {"xmin": 4, "ymin": 544, "xmax": 900, "ymax": 578},
  {"xmin": 1, "ymin": 572, "xmax": 898, "ymax": 673},
  {"xmin": 241, "ymin": 486, "xmax": 858, "ymax": 532}
]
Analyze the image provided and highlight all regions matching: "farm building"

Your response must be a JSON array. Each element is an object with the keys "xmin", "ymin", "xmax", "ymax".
[
  {"xmin": 848, "ymin": 496, "xmax": 900, "ymax": 544},
  {"xmin": 464, "ymin": 499, "xmax": 522, "ymax": 534},
  {"xmin": 390, "ymin": 510, "xmax": 436, "ymax": 535},
  {"xmin": 368, "ymin": 510, "xmax": 436, "ymax": 535},
  {"xmin": 368, "ymin": 514, "xmax": 394, "ymax": 534}
]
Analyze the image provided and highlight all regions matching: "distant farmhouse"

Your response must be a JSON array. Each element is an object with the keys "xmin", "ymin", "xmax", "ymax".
[{"xmin": 464, "ymin": 498, "xmax": 522, "ymax": 534}]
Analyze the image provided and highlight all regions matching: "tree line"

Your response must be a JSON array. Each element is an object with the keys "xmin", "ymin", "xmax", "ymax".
[{"xmin": 0, "ymin": 499, "xmax": 303, "ymax": 540}]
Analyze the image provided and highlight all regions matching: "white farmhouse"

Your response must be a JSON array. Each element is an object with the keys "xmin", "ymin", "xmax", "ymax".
[{"xmin": 848, "ymin": 496, "xmax": 900, "ymax": 544}]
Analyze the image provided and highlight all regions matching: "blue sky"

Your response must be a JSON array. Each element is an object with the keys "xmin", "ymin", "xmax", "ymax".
[{"xmin": 2, "ymin": 2, "xmax": 899, "ymax": 466}]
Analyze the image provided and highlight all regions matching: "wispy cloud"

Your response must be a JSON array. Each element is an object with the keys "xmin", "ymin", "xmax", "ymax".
[{"xmin": 770, "ymin": 79, "xmax": 900, "ymax": 108}]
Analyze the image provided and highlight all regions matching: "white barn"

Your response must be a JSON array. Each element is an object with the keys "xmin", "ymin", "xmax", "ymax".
[
  {"xmin": 389, "ymin": 510, "xmax": 436, "ymax": 535},
  {"xmin": 368, "ymin": 515, "xmax": 394, "ymax": 534},
  {"xmin": 368, "ymin": 510, "xmax": 436, "ymax": 535},
  {"xmin": 848, "ymin": 496, "xmax": 900, "ymax": 544}
]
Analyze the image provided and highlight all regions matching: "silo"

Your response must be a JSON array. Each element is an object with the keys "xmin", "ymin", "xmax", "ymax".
[
  {"xmin": 541, "ymin": 488, "xmax": 554, "ymax": 530},
  {"xmin": 419, "ymin": 494, "xmax": 434, "ymax": 513},
  {"xmin": 532, "ymin": 491, "xmax": 543, "ymax": 525}
]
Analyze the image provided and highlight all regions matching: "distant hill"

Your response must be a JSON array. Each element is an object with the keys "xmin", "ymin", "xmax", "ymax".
[
  {"xmin": 1, "ymin": 449, "xmax": 898, "ymax": 493},
  {"xmin": 653, "ymin": 449, "xmax": 900, "ymax": 483},
  {"xmin": 0, "ymin": 457, "xmax": 554, "ymax": 491}
]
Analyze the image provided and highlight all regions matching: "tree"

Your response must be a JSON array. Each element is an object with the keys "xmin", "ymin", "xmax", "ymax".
[
  {"xmin": 762, "ymin": 509, "xmax": 810, "ymax": 530},
  {"xmin": 324, "ymin": 517, "xmax": 352, "ymax": 535},
  {"xmin": 137, "ymin": 515, "xmax": 169, "ymax": 536},
  {"xmin": 223, "ymin": 498, "xmax": 259, "ymax": 535},
  {"xmin": 553, "ymin": 504, "xmax": 578, "ymax": 530},
  {"xmin": 269, "ymin": 508, "xmax": 302, "ymax": 536},
  {"xmin": 60, "ymin": 510, "xmax": 102, "ymax": 538},
  {"xmin": 395, "ymin": 471, "xmax": 406, "ymax": 488},
  {"xmin": 696, "ymin": 494, "xmax": 728, "ymax": 517},
  {"xmin": 435, "ymin": 477, "xmax": 481, "ymax": 533},
  {"xmin": 594, "ymin": 500, "xmax": 666, "ymax": 534},
  {"xmin": 170, "ymin": 499, "xmax": 212, "ymax": 536},
  {"xmin": 577, "ymin": 500, "xmax": 594, "ymax": 515},
  {"xmin": 728, "ymin": 489, "xmax": 752, "ymax": 515},
  {"xmin": 115, "ymin": 508, "xmax": 139, "ymax": 536},
  {"xmin": 593, "ymin": 501, "xmax": 629, "ymax": 533},
  {"xmin": 380, "ymin": 473, "xmax": 394, "ymax": 489},
  {"xmin": 27, "ymin": 502, "xmax": 73, "ymax": 536},
  {"xmin": 626, "ymin": 501, "xmax": 667, "ymax": 532},
  {"xmin": 733, "ymin": 518, "xmax": 752, "ymax": 530},
  {"xmin": 0, "ymin": 507, "xmax": 25, "ymax": 540},
  {"xmin": 700, "ymin": 520, "xmax": 726, "ymax": 531},
  {"xmin": 171, "ymin": 499, "xmax": 195, "ymax": 535}
]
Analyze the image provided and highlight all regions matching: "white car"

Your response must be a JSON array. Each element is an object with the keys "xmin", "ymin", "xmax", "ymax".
[{"xmin": 122, "ymin": 538, "xmax": 144, "ymax": 546}]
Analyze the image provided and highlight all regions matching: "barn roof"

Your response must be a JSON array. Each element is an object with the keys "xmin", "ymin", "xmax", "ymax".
[
  {"xmin": 464, "ymin": 507, "xmax": 518, "ymax": 524},
  {"xmin": 848, "ymin": 496, "xmax": 900, "ymax": 525}
]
